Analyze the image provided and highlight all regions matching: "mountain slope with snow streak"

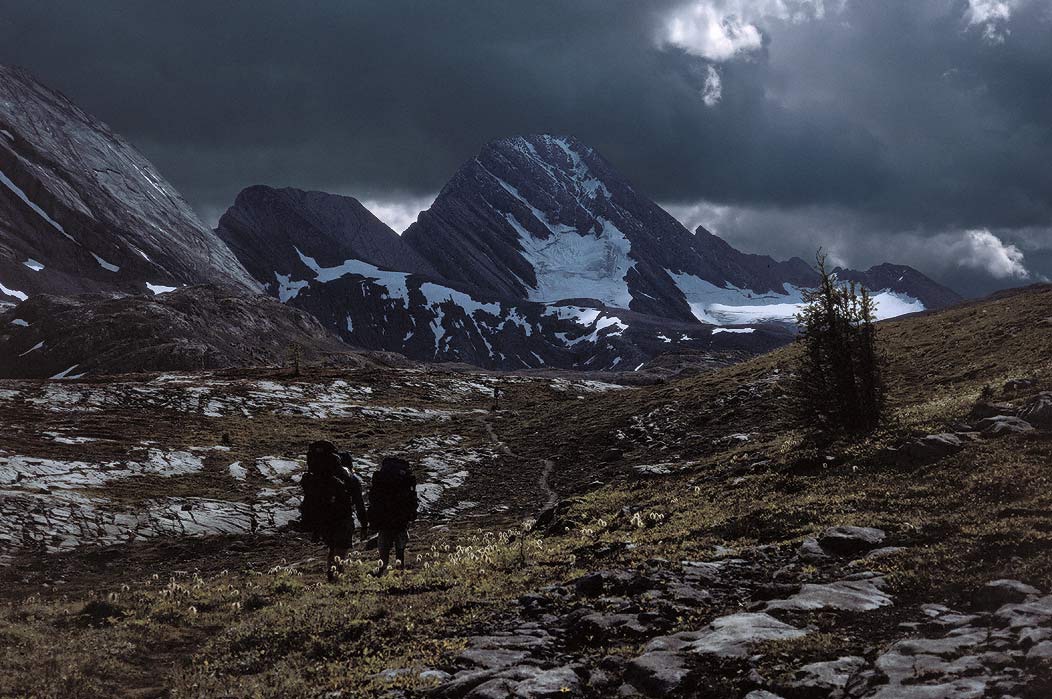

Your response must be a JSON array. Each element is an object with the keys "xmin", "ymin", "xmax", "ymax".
[{"xmin": 0, "ymin": 65, "xmax": 257, "ymax": 304}]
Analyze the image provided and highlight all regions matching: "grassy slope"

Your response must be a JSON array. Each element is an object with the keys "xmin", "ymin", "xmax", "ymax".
[{"xmin": 1, "ymin": 285, "xmax": 1050, "ymax": 697}]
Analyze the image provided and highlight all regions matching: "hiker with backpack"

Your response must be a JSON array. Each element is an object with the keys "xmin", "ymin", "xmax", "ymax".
[
  {"xmin": 368, "ymin": 456, "xmax": 419, "ymax": 575},
  {"xmin": 296, "ymin": 440, "xmax": 369, "ymax": 582}
]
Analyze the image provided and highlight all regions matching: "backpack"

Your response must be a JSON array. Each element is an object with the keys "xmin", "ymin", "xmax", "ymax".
[
  {"xmin": 297, "ymin": 441, "xmax": 357, "ymax": 537},
  {"xmin": 368, "ymin": 457, "xmax": 418, "ymax": 530}
]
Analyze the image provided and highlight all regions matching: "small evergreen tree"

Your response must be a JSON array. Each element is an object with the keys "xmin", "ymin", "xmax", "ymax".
[{"xmin": 791, "ymin": 250, "xmax": 886, "ymax": 440}]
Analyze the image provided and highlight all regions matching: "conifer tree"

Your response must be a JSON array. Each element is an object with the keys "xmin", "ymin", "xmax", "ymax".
[{"xmin": 792, "ymin": 250, "xmax": 886, "ymax": 440}]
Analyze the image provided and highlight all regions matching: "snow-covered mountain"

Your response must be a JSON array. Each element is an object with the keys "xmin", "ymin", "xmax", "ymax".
[
  {"xmin": 215, "ymin": 135, "xmax": 958, "ymax": 371},
  {"xmin": 402, "ymin": 135, "xmax": 955, "ymax": 324},
  {"xmin": 215, "ymin": 185, "xmax": 788, "ymax": 371},
  {"xmin": 0, "ymin": 64, "xmax": 257, "ymax": 306}
]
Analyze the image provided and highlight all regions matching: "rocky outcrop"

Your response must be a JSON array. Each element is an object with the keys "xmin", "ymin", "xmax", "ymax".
[
  {"xmin": 0, "ymin": 64, "xmax": 257, "ymax": 303},
  {"xmin": 0, "ymin": 285, "xmax": 361, "ymax": 378},
  {"xmin": 425, "ymin": 530, "xmax": 1052, "ymax": 699},
  {"xmin": 1020, "ymin": 392, "xmax": 1052, "ymax": 429},
  {"xmin": 215, "ymin": 185, "xmax": 438, "ymax": 295}
]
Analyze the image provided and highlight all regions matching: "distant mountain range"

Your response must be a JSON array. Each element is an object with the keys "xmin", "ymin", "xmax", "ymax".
[{"xmin": 0, "ymin": 66, "xmax": 962, "ymax": 377}]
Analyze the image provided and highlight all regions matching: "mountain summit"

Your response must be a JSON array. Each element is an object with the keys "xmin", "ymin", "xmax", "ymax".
[{"xmin": 402, "ymin": 135, "xmax": 955, "ymax": 323}]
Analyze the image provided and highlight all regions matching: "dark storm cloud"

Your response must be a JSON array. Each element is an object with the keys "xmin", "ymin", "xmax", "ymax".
[{"xmin": 0, "ymin": 0, "xmax": 1049, "ymax": 294}]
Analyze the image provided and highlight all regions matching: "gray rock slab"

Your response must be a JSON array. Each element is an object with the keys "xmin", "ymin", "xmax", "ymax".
[
  {"xmin": 767, "ymin": 577, "xmax": 892, "ymax": 612},
  {"xmin": 819, "ymin": 526, "xmax": 887, "ymax": 556}
]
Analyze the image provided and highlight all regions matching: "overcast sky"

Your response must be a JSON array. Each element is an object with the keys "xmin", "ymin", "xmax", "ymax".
[{"xmin": 1, "ymin": 0, "xmax": 1050, "ymax": 296}]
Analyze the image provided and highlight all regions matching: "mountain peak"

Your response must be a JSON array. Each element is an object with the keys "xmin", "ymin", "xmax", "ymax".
[{"xmin": 215, "ymin": 185, "xmax": 439, "ymax": 298}]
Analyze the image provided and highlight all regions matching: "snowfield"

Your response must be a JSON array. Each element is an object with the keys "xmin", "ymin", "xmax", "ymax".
[{"xmin": 668, "ymin": 270, "xmax": 925, "ymax": 325}]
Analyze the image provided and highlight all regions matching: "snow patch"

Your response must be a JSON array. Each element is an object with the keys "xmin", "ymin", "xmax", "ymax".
[
  {"xmin": 50, "ymin": 365, "xmax": 85, "ymax": 380},
  {"xmin": 870, "ymin": 290, "xmax": 926, "ymax": 318},
  {"xmin": 91, "ymin": 253, "xmax": 120, "ymax": 272},
  {"xmin": 23, "ymin": 259, "xmax": 44, "ymax": 272},
  {"xmin": 669, "ymin": 270, "xmax": 925, "ymax": 324},
  {"xmin": 10, "ymin": 318, "xmax": 29, "ymax": 327},
  {"xmin": 0, "ymin": 281, "xmax": 27, "ymax": 302},
  {"xmin": 274, "ymin": 272, "xmax": 308, "ymax": 302},
  {"xmin": 19, "ymin": 341, "xmax": 44, "ymax": 356},
  {"xmin": 712, "ymin": 327, "xmax": 755, "ymax": 334},
  {"xmin": 0, "ymin": 167, "xmax": 68, "ymax": 236},
  {"xmin": 509, "ymin": 214, "xmax": 635, "ymax": 307},
  {"xmin": 146, "ymin": 282, "xmax": 177, "ymax": 295},
  {"xmin": 297, "ymin": 248, "xmax": 411, "ymax": 303}
]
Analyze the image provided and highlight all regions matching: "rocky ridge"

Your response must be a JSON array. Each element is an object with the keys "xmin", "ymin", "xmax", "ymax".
[{"xmin": 0, "ymin": 65, "xmax": 257, "ymax": 303}]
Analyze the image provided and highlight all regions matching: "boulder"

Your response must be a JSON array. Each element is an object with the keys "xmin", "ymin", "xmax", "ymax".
[
  {"xmin": 902, "ymin": 433, "xmax": 964, "ymax": 463},
  {"xmin": 509, "ymin": 666, "xmax": 583, "ymax": 698},
  {"xmin": 1004, "ymin": 378, "xmax": 1036, "ymax": 393},
  {"xmin": 625, "ymin": 651, "xmax": 693, "ymax": 696},
  {"xmin": 766, "ymin": 576, "xmax": 892, "ymax": 613},
  {"xmin": 458, "ymin": 648, "xmax": 532, "ymax": 670},
  {"xmin": 968, "ymin": 401, "xmax": 1018, "ymax": 420},
  {"xmin": 818, "ymin": 526, "xmax": 887, "ymax": 556},
  {"xmin": 798, "ymin": 537, "xmax": 829, "ymax": 562},
  {"xmin": 1019, "ymin": 392, "xmax": 1052, "ymax": 430},
  {"xmin": 977, "ymin": 579, "xmax": 1041, "ymax": 609},
  {"xmin": 976, "ymin": 415, "xmax": 1035, "ymax": 436},
  {"xmin": 646, "ymin": 612, "xmax": 808, "ymax": 658},
  {"xmin": 784, "ymin": 656, "xmax": 866, "ymax": 697}
]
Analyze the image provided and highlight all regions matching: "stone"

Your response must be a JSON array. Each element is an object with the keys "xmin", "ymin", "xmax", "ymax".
[
  {"xmin": 574, "ymin": 570, "xmax": 632, "ymax": 597},
  {"xmin": 767, "ymin": 576, "xmax": 892, "ymax": 612},
  {"xmin": 786, "ymin": 656, "xmax": 866, "ymax": 696},
  {"xmin": 467, "ymin": 634, "xmax": 551, "ymax": 650},
  {"xmin": 625, "ymin": 651, "xmax": 692, "ymax": 695},
  {"xmin": 458, "ymin": 648, "xmax": 531, "ymax": 670},
  {"xmin": 903, "ymin": 433, "xmax": 964, "ymax": 462},
  {"xmin": 798, "ymin": 537, "xmax": 829, "ymax": 562},
  {"xmin": 863, "ymin": 546, "xmax": 905, "ymax": 561},
  {"xmin": 744, "ymin": 692, "xmax": 786, "ymax": 699},
  {"xmin": 669, "ymin": 583, "xmax": 713, "ymax": 606},
  {"xmin": 976, "ymin": 415, "xmax": 1034, "ymax": 436},
  {"xmin": 968, "ymin": 402, "xmax": 1019, "ymax": 420},
  {"xmin": 977, "ymin": 579, "xmax": 1041, "ymax": 609},
  {"xmin": 995, "ymin": 595, "xmax": 1052, "ymax": 629},
  {"xmin": 681, "ymin": 560, "xmax": 726, "ymax": 583},
  {"xmin": 1027, "ymin": 641, "xmax": 1052, "ymax": 660},
  {"xmin": 818, "ymin": 526, "xmax": 887, "ymax": 556},
  {"xmin": 1019, "ymin": 392, "xmax": 1052, "ymax": 429},
  {"xmin": 466, "ymin": 678, "xmax": 519, "ymax": 699},
  {"xmin": 576, "ymin": 613, "xmax": 651, "ymax": 639},
  {"xmin": 420, "ymin": 669, "xmax": 453, "ymax": 683},
  {"xmin": 509, "ymin": 666, "xmax": 582, "ymax": 698},
  {"xmin": 647, "ymin": 612, "xmax": 807, "ymax": 658},
  {"xmin": 1003, "ymin": 378, "xmax": 1036, "ymax": 392}
]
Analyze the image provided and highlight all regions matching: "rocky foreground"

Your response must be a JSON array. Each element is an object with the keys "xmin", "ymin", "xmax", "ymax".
[{"xmin": 424, "ymin": 529, "xmax": 1052, "ymax": 698}]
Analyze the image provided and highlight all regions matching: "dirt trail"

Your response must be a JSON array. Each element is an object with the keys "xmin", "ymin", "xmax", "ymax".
[{"xmin": 479, "ymin": 413, "xmax": 559, "ymax": 509}]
